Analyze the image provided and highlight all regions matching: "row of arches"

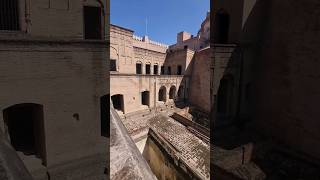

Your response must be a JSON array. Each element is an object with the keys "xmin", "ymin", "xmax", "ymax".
[
  {"xmin": 158, "ymin": 86, "xmax": 184, "ymax": 102},
  {"xmin": 111, "ymin": 86, "xmax": 185, "ymax": 113}
]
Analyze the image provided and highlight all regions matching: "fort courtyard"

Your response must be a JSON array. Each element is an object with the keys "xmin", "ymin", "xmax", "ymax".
[{"xmin": 110, "ymin": 12, "xmax": 211, "ymax": 180}]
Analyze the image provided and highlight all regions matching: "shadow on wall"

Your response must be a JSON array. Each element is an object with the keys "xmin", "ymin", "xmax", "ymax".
[
  {"xmin": 211, "ymin": 0, "xmax": 320, "ymax": 177},
  {"xmin": 211, "ymin": 0, "xmax": 270, "ymax": 135}
]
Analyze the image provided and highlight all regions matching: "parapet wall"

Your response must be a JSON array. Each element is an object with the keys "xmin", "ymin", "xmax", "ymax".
[{"xmin": 133, "ymin": 35, "xmax": 168, "ymax": 53}]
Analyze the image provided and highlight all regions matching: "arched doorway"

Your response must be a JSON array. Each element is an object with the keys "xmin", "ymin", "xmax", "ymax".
[
  {"xmin": 169, "ymin": 86, "xmax": 176, "ymax": 100},
  {"xmin": 141, "ymin": 91, "xmax": 150, "ymax": 106},
  {"xmin": 111, "ymin": 94, "xmax": 124, "ymax": 113},
  {"xmin": 3, "ymin": 103, "xmax": 46, "ymax": 165},
  {"xmin": 100, "ymin": 94, "xmax": 109, "ymax": 137},
  {"xmin": 158, "ymin": 86, "xmax": 166, "ymax": 102},
  {"xmin": 214, "ymin": 9, "xmax": 230, "ymax": 44},
  {"xmin": 217, "ymin": 75, "xmax": 234, "ymax": 115}
]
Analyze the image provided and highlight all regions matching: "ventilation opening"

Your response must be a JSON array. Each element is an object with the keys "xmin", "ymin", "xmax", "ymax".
[
  {"xmin": 141, "ymin": 91, "xmax": 150, "ymax": 106},
  {"xmin": 3, "ymin": 103, "xmax": 46, "ymax": 165},
  {"xmin": 0, "ymin": 0, "xmax": 20, "ymax": 31},
  {"xmin": 84, "ymin": 6, "xmax": 102, "ymax": 39},
  {"xmin": 111, "ymin": 94, "xmax": 124, "ymax": 113},
  {"xmin": 100, "ymin": 95, "xmax": 109, "ymax": 137}
]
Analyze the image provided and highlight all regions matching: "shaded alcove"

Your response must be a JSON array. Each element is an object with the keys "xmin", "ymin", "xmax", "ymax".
[
  {"xmin": 169, "ymin": 86, "xmax": 176, "ymax": 100},
  {"xmin": 158, "ymin": 87, "xmax": 167, "ymax": 102},
  {"xmin": 145, "ymin": 63, "xmax": 151, "ymax": 75},
  {"xmin": 178, "ymin": 86, "xmax": 184, "ymax": 99},
  {"xmin": 213, "ymin": 9, "xmax": 230, "ymax": 44},
  {"xmin": 141, "ymin": 91, "xmax": 150, "ymax": 106},
  {"xmin": 3, "ymin": 103, "xmax": 46, "ymax": 165},
  {"xmin": 84, "ymin": 6, "xmax": 102, "ymax": 39},
  {"xmin": 100, "ymin": 94, "xmax": 109, "ymax": 137},
  {"xmin": 111, "ymin": 94, "xmax": 124, "ymax": 113},
  {"xmin": 136, "ymin": 62, "xmax": 142, "ymax": 74},
  {"xmin": 217, "ymin": 75, "xmax": 234, "ymax": 115}
]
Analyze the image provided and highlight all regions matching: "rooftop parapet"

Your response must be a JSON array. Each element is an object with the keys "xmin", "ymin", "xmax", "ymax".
[{"xmin": 133, "ymin": 35, "xmax": 169, "ymax": 48}]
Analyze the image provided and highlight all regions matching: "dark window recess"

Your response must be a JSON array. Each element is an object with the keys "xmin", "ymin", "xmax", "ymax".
[
  {"xmin": 100, "ymin": 95, "xmax": 109, "ymax": 137},
  {"xmin": 84, "ymin": 6, "xmax": 102, "ymax": 39},
  {"xmin": 177, "ymin": 65, "xmax": 182, "ymax": 75},
  {"xmin": 110, "ymin": 59, "xmax": 116, "ymax": 71},
  {"xmin": 161, "ymin": 66, "xmax": 165, "ymax": 75},
  {"xmin": 167, "ymin": 66, "xmax": 171, "ymax": 75},
  {"xmin": 141, "ymin": 91, "xmax": 149, "ymax": 106},
  {"xmin": 136, "ymin": 63, "xmax": 142, "ymax": 74},
  {"xmin": 146, "ymin": 64, "xmax": 151, "ymax": 74},
  {"xmin": 0, "ymin": 0, "xmax": 20, "ymax": 31},
  {"xmin": 111, "ymin": 94, "xmax": 124, "ymax": 112},
  {"xmin": 214, "ymin": 10, "xmax": 230, "ymax": 44},
  {"xmin": 3, "ymin": 104, "xmax": 46, "ymax": 165},
  {"xmin": 184, "ymin": 45, "xmax": 188, "ymax": 49},
  {"xmin": 154, "ymin": 65, "xmax": 158, "ymax": 75}
]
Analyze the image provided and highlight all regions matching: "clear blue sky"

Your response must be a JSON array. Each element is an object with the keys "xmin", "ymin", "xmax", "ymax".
[{"xmin": 110, "ymin": 0, "xmax": 209, "ymax": 45}]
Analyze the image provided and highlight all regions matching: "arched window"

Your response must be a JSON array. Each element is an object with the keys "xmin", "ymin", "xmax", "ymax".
[
  {"xmin": 214, "ymin": 9, "xmax": 230, "ymax": 44},
  {"xmin": 3, "ymin": 103, "xmax": 46, "ymax": 165},
  {"xmin": 136, "ymin": 61, "xmax": 142, "ymax": 74},
  {"xmin": 169, "ymin": 86, "xmax": 176, "ymax": 99},
  {"xmin": 158, "ymin": 86, "xmax": 167, "ymax": 102}
]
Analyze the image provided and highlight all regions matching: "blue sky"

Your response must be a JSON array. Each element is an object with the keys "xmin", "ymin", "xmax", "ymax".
[{"xmin": 110, "ymin": 0, "xmax": 209, "ymax": 45}]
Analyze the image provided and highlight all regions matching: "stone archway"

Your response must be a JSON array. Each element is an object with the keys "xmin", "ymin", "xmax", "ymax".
[
  {"xmin": 158, "ymin": 86, "xmax": 167, "ymax": 102},
  {"xmin": 169, "ymin": 86, "xmax": 176, "ymax": 100}
]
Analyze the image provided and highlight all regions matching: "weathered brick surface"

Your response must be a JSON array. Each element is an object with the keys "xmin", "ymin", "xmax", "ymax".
[{"xmin": 0, "ymin": 0, "xmax": 108, "ymax": 179}]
